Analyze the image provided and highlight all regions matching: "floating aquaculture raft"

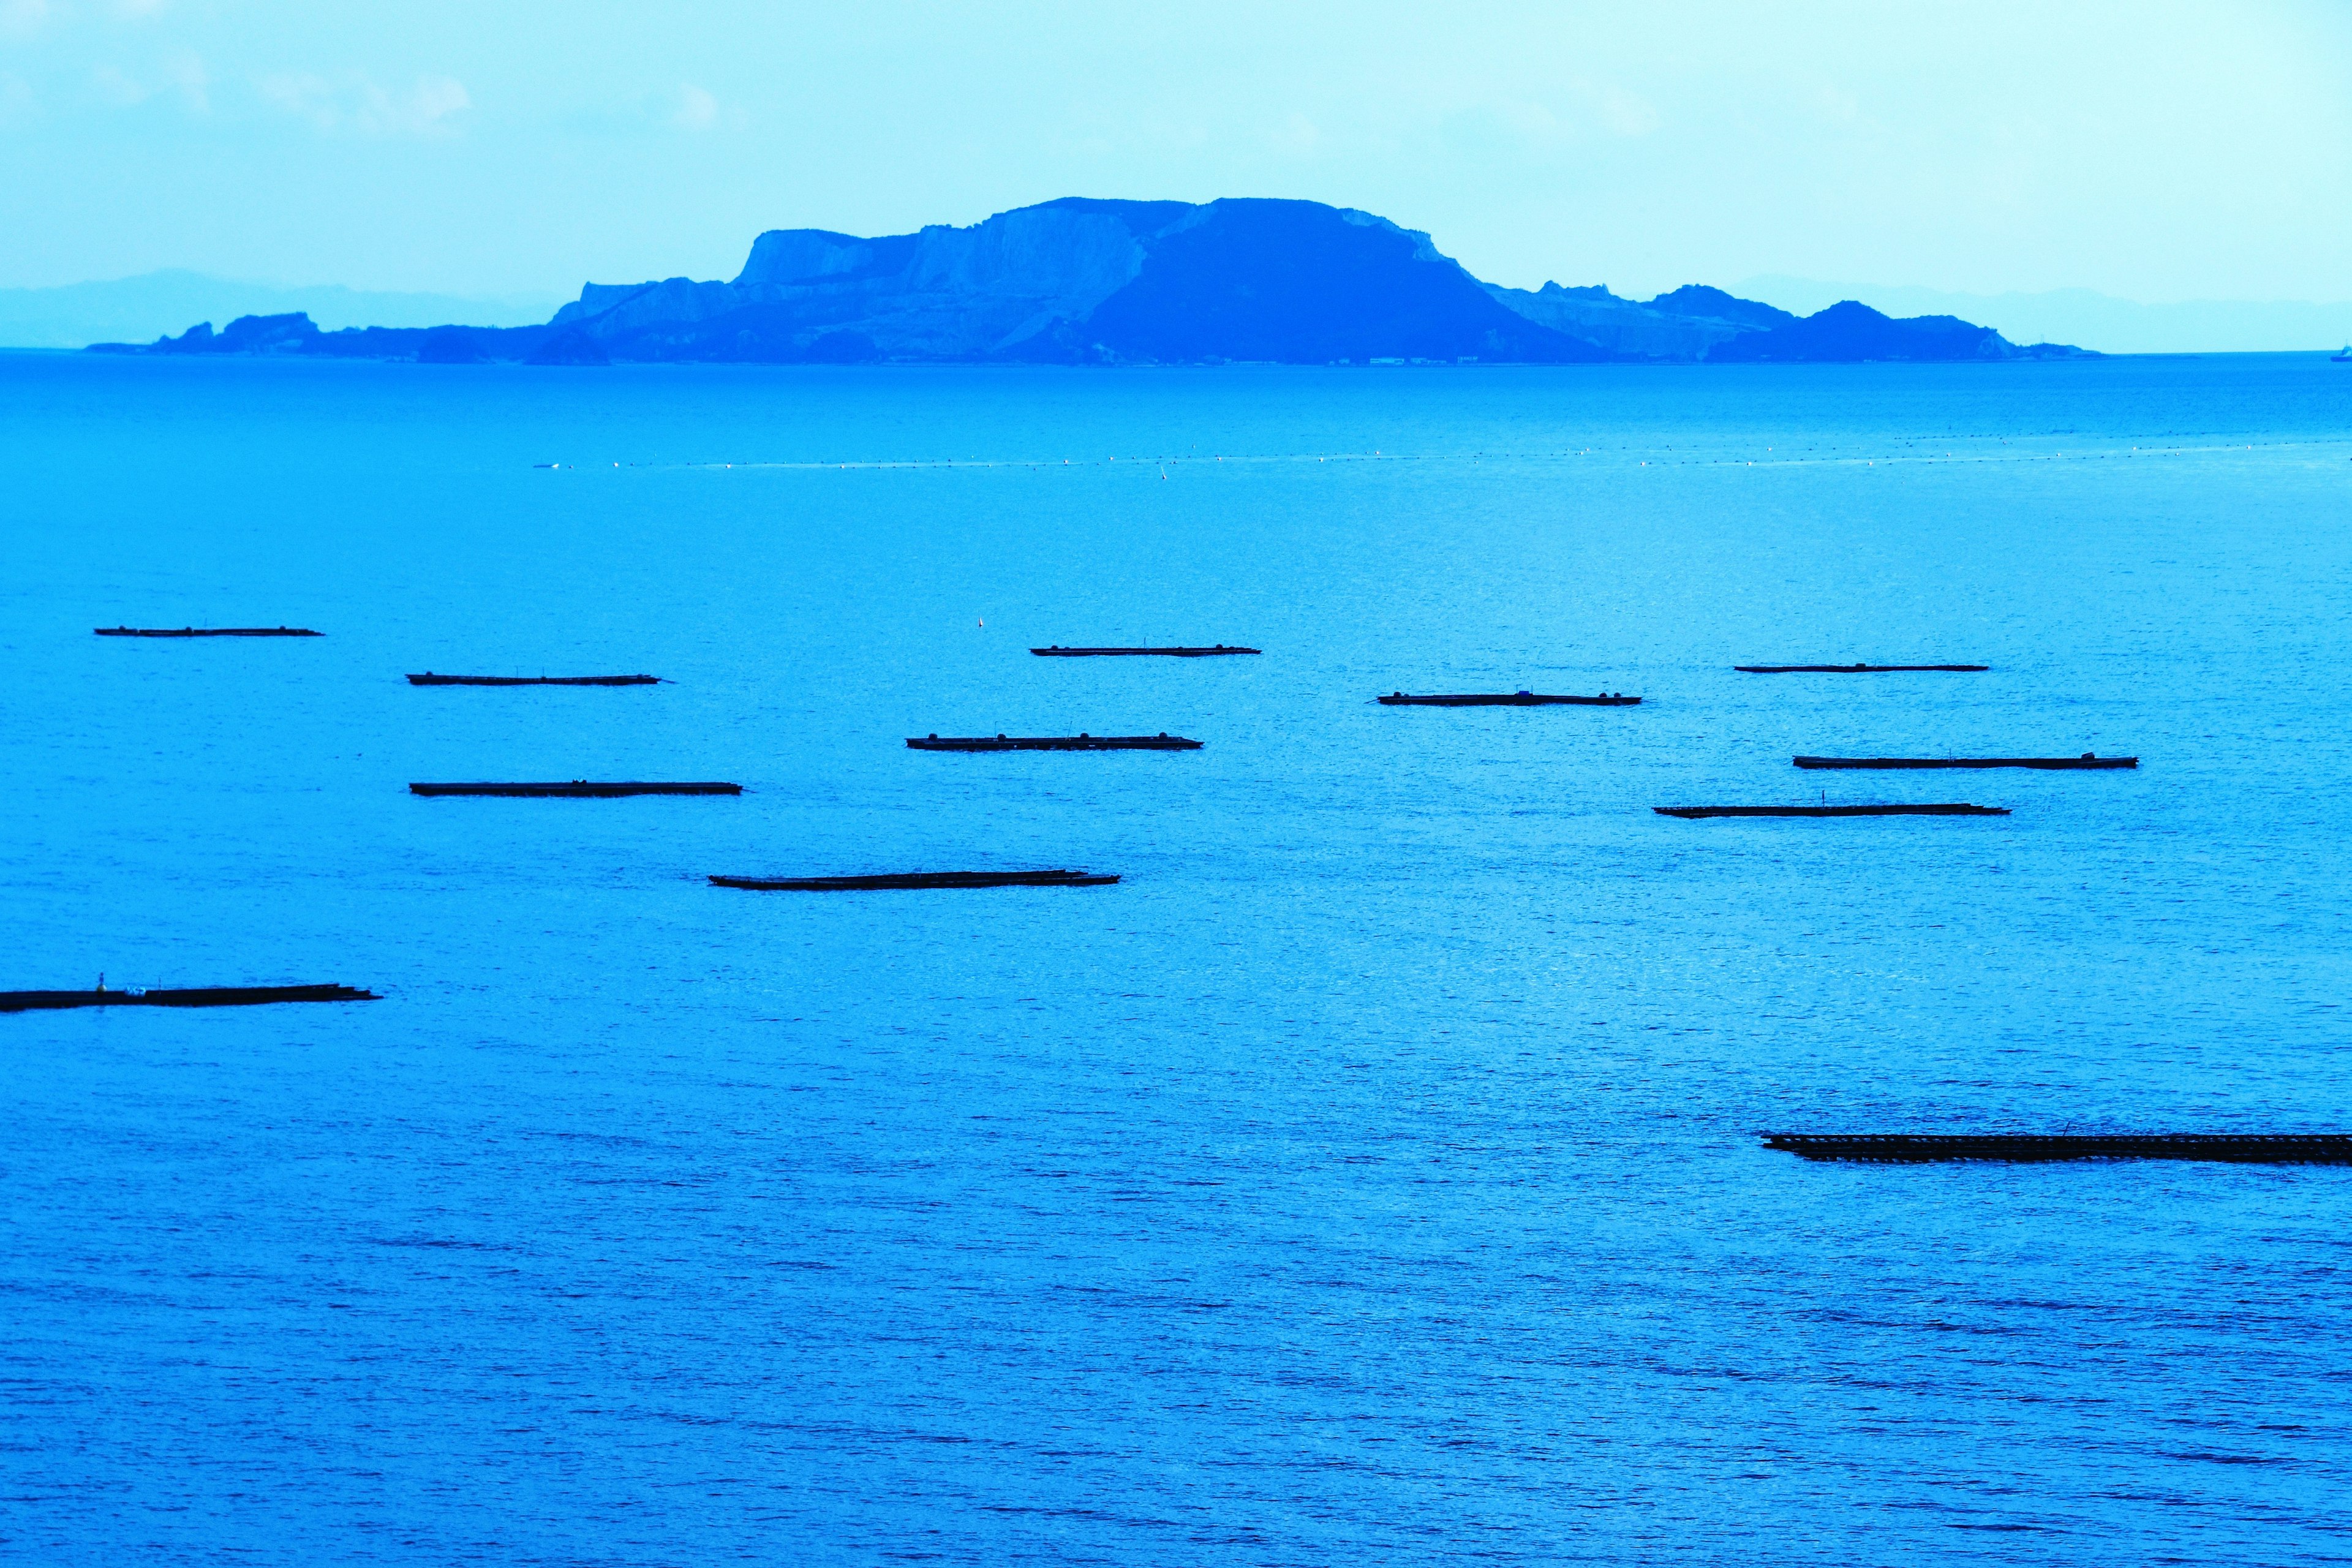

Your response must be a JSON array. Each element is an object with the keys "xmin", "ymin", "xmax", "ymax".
[
  {"xmin": 407, "ymin": 673, "xmax": 662, "ymax": 686},
  {"xmin": 1379, "ymin": 693, "xmax": 1641, "ymax": 706},
  {"xmin": 1736, "ymin": 663, "xmax": 1986, "ymax": 673},
  {"xmin": 1031, "ymin": 646, "xmax": 1259, "ymax": 657},
  {"xmin": 409, "ymin": 781, "xmax": 742, "ymax": 797},
  {"xmin": 1, "ymin": 984, "xmax": 378, "ymax": 1012},
  {"xmin": 1765, "ymin": 1134, "xmax": 2352, "ymax": 1164},
  {"xmin": 711, "ymin": 870, "xmax": 1118, "ymax": 891},
  {"xmin": 1655, "ymin": 804, "xmax": 2008, "ymax": 819},
  {"xmin": 1793, "ymin": 755, "xmax": 2136, "ymax": 771},
  {"xmin": 907, "ymin": 734, "xmax": 1200, "ymax": 751},
  {"xmin": 96, "ymin": 626, "xmax": 322, "ymax": 638}
]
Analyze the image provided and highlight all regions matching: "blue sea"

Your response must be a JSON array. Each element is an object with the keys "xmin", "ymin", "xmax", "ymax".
[{"xmin": 4, "ymin": 350, "xmax": 2351, "ymax": 1565}]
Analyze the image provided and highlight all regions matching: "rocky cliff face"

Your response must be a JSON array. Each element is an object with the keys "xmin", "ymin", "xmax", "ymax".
[
  {"xmin": 1484, "ymin": 282, "xmax": 1751, "ymax": 359},
  {"xmin": 541, "ymin": 198, "xmax": 1602, "ymax": 364},
  {"xmin": 89, "ymin": 197, "xmax": 2094, "ymax": 366}
]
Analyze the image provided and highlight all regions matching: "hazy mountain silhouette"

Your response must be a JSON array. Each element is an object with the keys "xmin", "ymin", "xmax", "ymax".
[{"xmin": 86, "ymin": 198, "xmax": 2092, "ymax": 366}]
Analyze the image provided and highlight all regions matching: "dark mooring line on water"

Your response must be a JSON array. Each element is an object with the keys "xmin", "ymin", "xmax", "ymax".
[
  {"xmin": 907, "ymin": 734, "xmax": 1201, "ymax": 751},
  {"xmin": 2, "ymin": 984, "xmax": 377, "ymax": 1012},
  {"xmin": 711, "ymin": 870, "xmax": 1119, "ymax": 891},
  {"xmin": 1031, "ymin": 645, "xmax": 1259, "ymax": 657},
  {"xmin": 1656, "ymin": 804, "xmax": 2009, "ymax": 818},
  {"xmin": 1736, "ymin": 662, "xmax": 1987, "ymax": 673},
  {"xmin": 1765, "ymin": 1134, "xmax": 2352, "ymax": 1164},
  {"xmin": 407, "ymin": 673, "xmax": 663, "ymax": 686},
  {"xmin": 96, "ymin": 625, "xmax": 322, "ymax": 638},
  {"xmin": 409, "ymin": 780, "xmax": 742, "ymax": 797},
  {"xmin": 1794, "ymin": 754, "xmax": 2136, "ymax": 771},
  {"xmin": 1380, "ymin": 692, "xmax": 1641, "ymax": 706}
]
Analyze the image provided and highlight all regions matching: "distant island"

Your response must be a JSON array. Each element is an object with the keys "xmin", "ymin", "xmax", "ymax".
[{"xmin": 89, "ymin": 197, "xmax": 2092, "ymax": 366}]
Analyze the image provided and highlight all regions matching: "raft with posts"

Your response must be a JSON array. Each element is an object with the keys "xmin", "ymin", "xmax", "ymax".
[
  {"xmin": 409, "ymin": 780, "xmax": 742, "ymax": 797},
  {"xmin": 711, "ymin": 870, "xmax": 1118, "ymax": 891},
  {"xmin": 407, "ymin": 673, "xmax": 662, "ymax": 686},
  {"xmin": 2, "ymin": 984, "xmax": 377, "ymax": 1012},
  {"xmin": 908, "ymin": 733, "xmax": 1200, "ymax": 751},
  {"xmin": 1765, "ymin": 1133, "xmax": 2352, "ymax": 1164},
  {"xmin": 1656, "ymin": 804, "xmax": 2008, "ymax": 819},
  {"xmin": 1794, "ymin": 754, "xmax": 2136, "ymax": 771},
  {"xmin": 1736, "ymin": 662, "xmax": 1986, "ymax": 673},
  {"xmin": 96, "ymin": 625, "xmax": 321, "ymax": 638},
  {"xmin": 1031, "ymin": 646, "xmax": 1259, "ymax": 657},
  {"xmin": 1380, "ymin": 692, "xmax": 1640, "ymax": 706}
]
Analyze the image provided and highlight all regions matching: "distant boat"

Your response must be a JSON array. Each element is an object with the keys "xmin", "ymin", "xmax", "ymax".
[
  {"xmin": 96, "ymin": 625, "xmax": 321, "ymax": 638},
  {"xmin": 1380, "ymin": 690, "xmax": 1640, "ymax": 706},
  {"xmin": 1031, "ymin": 645, "xmax": 1259, "ymax": 657},
  {"xmin": 2, "ymin": 983, "xmax": 377, "ymax": 1013},
  {"xmin": 711, "ymin": 870, "xmax": 1118, "ymax": 891},
  {"xmin": 2335, "ymin": 346, "xmax": 2352, "ymax": 363},
  {"xmin": 409, "ymin": 780, "xmax": 742, "ymax": 797},
  {"xmin": 1736, "ymin": 663, "xmax": 1985, "ymax": 674},
  {"xmin": 1793, "ymin": 754, "xmax": 2135, "ymax": 771},
  {"xmin": 407, "ymin": 673, "xmax": 662, "ymax": 686},
  {"xmin": 908, "ymin": 733, "xmax": 1200, "ymax": 751},
  {"xmin": 1656, "ymin": 804, "xmax": 2008, "ymax": 818}
]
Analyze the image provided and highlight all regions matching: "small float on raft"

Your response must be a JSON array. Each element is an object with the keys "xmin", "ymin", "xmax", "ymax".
[
  {"xmin": 407, "ymin": 673, "xmax": 662, "ymax": 686},
  {"xmin": 2, "ymin": 983, "xmax": 377, "ymax": 1013},
  {"xmin": 409, "ymin": 780, "xmax": 741, "ymax": 797},
  {"xmin": 1794, "ymin": 753, "xmax": 2136, "ymax": 771},
  {"xmin": 1736, "ymin": 662, "xmax": 1986, "ymax": 673},
  {"xmin": 1380, "ymin": 691, "xmax": 1640, "ymax": 706},
  {"xmin": 96, "ymin": 625, "xmax": 321, "ymax": 638},
  {"xmin": 711, "ymin": 870, "xmax": 1118, "ymax": 891},
  {"xmin": 1031, "ymin": 645, "xmax": 1259, "ymax": 657},
  {"xmin": 1656, "ymin": 804, "xmax": 2008, "ymax": 819},
  {"xmin": 907, "ymin": 733, "xmax": 1200, "ymax": 751},
  {"xmin": 1765, "ymin": 1133, "xmax": 2352, "ymax": 1164}
]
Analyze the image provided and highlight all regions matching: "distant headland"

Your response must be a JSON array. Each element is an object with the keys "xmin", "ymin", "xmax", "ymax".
[{"xmin": 88, "ymin": 197, "xmax": 2093, "ymax": 366}]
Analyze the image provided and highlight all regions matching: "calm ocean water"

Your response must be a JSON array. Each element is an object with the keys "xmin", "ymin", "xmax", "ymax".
[{"xmin": 4, "ymin": 351, "xmax": 2351, "ymax": 1564}]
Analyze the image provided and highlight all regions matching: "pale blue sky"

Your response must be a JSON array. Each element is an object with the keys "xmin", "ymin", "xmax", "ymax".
[{"xmin": 2, "ymin": 1, "xmax": 2346, "ymax": 304}]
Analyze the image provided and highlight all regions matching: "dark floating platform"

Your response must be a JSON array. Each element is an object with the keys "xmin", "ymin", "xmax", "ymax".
[
  {"xmin": 96, "ymin": 625, "xmax": 321, "ymax": 638},
  {"xmin": 1736, "ymin": 663, "xmax": 1986, "ymax": 673},
  {"xmin": 1656, "ymin": 804, "xmax": 2008, "ymax": 819},
  {"xmin": 407, "ymin": 673, "xmax": 662, "ymax": 687},
  {"xmin": 1380, "ymin": 692, "xmax": 1641, "ymax": 706},
  {"xmin": 907, "ymin": 733, "xmax": 1201, "ymax": 751},
  {"xmin": 1795, "ymin": 753, "xmax": 2136, "ymax": 771},
  {"xmin": 1031, "ymin": 645, "xmax": 1259, "ymax": 657},
  {"xmin": 712, "ymin": 870, "xmax": 1119, "ymax": 891},
  {"xmin": 410, "ymin": 780, "xmax": 742, "ymax": 797},
  {"xmin": 2, "ymin": 984, "xmax": 377, "ymax": 1013},
  {"xmin": 1766, "ymin": 1134, "xmax": 2352, "ymax": 1164}
]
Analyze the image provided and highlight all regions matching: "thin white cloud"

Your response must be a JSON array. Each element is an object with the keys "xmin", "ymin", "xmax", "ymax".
[
  {"xmin": 0, "ymin": 0, "xmax": 50, "ymax": 42},
  {"xmin": 671, "ymin": 82, "xmax": 744, "ymax": 132},
  {"xmin": 1594, "ymin": 84, "xmax": 1660, "ymax": 138},
  {"xmin": 674, "ymin": 82, "xmax": 718, "ymax": 130},
  {"xmin": 167, "ymin": 51, "xmax": 205, "ymax": 112},
  {"xmin": 261, "ymin": 71, "xmax": 469, "ymax": 136},
  {"xmin": 92, "ymin": 63, "xmax": 149, "ymax": 107},
  {"xmin": 0, "ymin": 69, "xmax": 32, "ymax": 126}
]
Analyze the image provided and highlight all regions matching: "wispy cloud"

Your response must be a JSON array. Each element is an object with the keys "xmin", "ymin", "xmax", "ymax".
[
  {"xmin": 0, "ymin": 69, "xmax": 32, "ymax": 126},
  {"xmin": 91, "ymin": 62, "xmax": 146, "ymax": 105},
  {"xmin": 671, "ymin": 82, "xmax": 744, "ymax": 132},
  {"xmin": 90, "ymin": 53, "xmax": 204, "ymax": 111},
  {"xmin": 1592, "ymin": 84, "xmax": 1660, "ymax": 138},
  {"xmin": 0, "ymin": 0, "xmax": 51, "ymax": 42},
  {"xmin": 260, "ymin": 71, "xmax": 469, "ymax": 135}
]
